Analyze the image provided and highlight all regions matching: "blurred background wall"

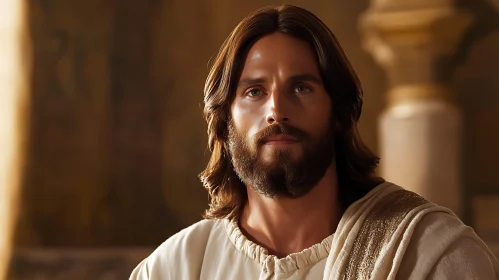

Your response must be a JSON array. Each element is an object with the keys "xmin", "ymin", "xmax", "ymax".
[{"xmin": 0, "ymin": 0, "xmax": 497, "ymax": 279}]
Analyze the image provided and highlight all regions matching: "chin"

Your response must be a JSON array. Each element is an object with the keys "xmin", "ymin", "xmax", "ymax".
[{"xmin": 261, "ymin": 154, "xmax": 302, "ymax": 165}]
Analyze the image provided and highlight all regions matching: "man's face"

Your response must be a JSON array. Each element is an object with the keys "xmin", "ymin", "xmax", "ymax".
[{"xmin": 228, "ymin": 32, "xmax": 335, "ymax": 198}]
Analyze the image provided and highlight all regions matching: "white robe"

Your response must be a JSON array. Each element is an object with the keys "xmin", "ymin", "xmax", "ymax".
[{"xmin": 130, "ymin": 182, "xmax": 499, "ymax": 279}]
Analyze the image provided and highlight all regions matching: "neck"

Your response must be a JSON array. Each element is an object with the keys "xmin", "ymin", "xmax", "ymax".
[{"xmin": 239, "ymin": 164, "xmax": 342, "ymax": 258}]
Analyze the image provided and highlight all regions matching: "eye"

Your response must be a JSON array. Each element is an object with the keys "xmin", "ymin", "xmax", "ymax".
[
  {"xmin": 245, "ymin": 87, "xmax": 264, "ymax": 98},
  {"xmin": 294, "ymin": 84, "xmax": 311, "ymax": 94}
]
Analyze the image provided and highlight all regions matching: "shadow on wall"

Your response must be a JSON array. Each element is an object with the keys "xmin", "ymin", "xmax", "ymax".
[
  {"xmin": 454, "ymin": 0, "xmax": 499, "ymax": 226},
  {"xmin": 13, "ymin": 0, "xmax": 188, "ymax": 249}
]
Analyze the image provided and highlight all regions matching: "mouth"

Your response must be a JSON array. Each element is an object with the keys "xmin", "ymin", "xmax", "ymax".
[{"xmin": 263, "ymin": 134, "xmax": 300, "ymax": 146}]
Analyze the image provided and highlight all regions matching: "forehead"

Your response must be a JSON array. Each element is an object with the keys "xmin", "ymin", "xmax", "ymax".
[{"xmin": 240, "ymin": 33, "xmax": 320, "ymax": 74}]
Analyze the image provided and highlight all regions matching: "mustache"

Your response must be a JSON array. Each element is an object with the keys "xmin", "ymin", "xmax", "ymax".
[{"xmin": 254, "ymin": 124, "xmax": 309, "ymax": 146}]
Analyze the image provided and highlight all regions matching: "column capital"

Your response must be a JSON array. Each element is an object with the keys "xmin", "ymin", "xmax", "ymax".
[{"xmin": 359, "ymin": 5, "xmax": 473, "ymax": 89}]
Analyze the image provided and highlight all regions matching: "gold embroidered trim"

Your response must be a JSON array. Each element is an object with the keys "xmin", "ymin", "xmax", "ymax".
[{"xmin": 343, "ymin": 190, "xmax": 428, "ymax": 279}]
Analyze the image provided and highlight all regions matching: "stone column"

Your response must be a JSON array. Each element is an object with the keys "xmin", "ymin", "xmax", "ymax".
[
  {"xmin": 0, "ymin": 0, "xmax": 30, "ymax": 279},
  {"xmin": 359, "ymin": 1, "xmax": 473, "ymax": 216}
]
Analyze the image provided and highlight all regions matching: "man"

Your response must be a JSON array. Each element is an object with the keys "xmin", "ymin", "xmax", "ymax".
[{"xmin": 131, "ymin": 5, "xmax": 499, "ymax": 279}]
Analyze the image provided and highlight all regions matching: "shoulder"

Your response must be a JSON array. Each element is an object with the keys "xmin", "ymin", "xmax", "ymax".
[
  {"xmin": 159, "ymin": 218, "xmax": 224, "ymax": 251},
  {"xmin": 353, "ymin": 182, "xmax": 431, "ymax": 224},
  {"xmin": 398, "ymin": 211, "xmax": 499, "ymax": 279},
  {"xmin": 129, "ymin": 219, "xmax": 225, "ymax": 280}
]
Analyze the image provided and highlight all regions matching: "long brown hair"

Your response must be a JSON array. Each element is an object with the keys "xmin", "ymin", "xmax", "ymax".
[{"xmin": 199, "ymin": 5, "xmax": 383, "ymax": 220}]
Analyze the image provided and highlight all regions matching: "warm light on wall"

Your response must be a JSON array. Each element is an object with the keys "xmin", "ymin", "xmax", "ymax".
[{"xmin": 0, "ymin": 0, "xmax": 30, "ymax": 279}]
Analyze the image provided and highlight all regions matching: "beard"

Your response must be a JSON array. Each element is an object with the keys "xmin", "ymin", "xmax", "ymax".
[{"xmin": 227, "ymin": 120, "xmax": 335, "ymax": 198}]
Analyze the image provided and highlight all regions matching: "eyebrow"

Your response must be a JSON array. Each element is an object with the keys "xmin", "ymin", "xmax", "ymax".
[
  {"xmin": 237, "ymin": 77, "xmax": 267, "ymax": 89},
  {"xmin": 288, "ymin": 74, "xmax": 322, "ymax": 84},
  {"xmin": 237, "ymin": 74, "xmax": 322, "ymax": 89}
]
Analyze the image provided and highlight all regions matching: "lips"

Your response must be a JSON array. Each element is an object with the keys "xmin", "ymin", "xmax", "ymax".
[{"xmin": 263, "ymin": 134, "xmax": 299, "ymax": 144}]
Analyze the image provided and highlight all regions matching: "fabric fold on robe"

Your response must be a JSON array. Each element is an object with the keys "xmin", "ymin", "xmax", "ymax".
[{"xmin": 324, "ymin": 183, "xmax": 499, "ymax": 280}]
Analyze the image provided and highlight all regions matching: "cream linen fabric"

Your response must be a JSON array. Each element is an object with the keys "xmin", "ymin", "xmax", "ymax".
[
  {"xmin": 130, "ymin": 182, "xmax": 499, "ymax": 279},
  {"xmin": 323, "ymin": 182, "xmax": 499, "ymax": 280},
  {"xmin": 130, "ymin": 218, "xmax": 333, "ymax": 279}
]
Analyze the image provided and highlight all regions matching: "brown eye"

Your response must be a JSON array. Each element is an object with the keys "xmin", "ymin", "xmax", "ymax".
[
  {"xmin": 246, "ymin": 88, "xmax": 264, "ymax": 98},
  {"xmin": 294, "ymin": 84, "xmax": 311, "ymax": 94}
]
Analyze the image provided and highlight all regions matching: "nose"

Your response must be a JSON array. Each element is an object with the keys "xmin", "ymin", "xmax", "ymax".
[{"xmin": 266, "ymin": 89, "xmax": 290, "ymax": 125}]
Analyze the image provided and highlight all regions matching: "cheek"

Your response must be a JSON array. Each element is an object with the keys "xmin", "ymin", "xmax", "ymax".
[
  {"xmin": 231, "ymin": 102, "xmax": 263, "ymax": 138},
  {"xmin": 302, "ymin": 98, "xmax": 332, "ymax": 133}
]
